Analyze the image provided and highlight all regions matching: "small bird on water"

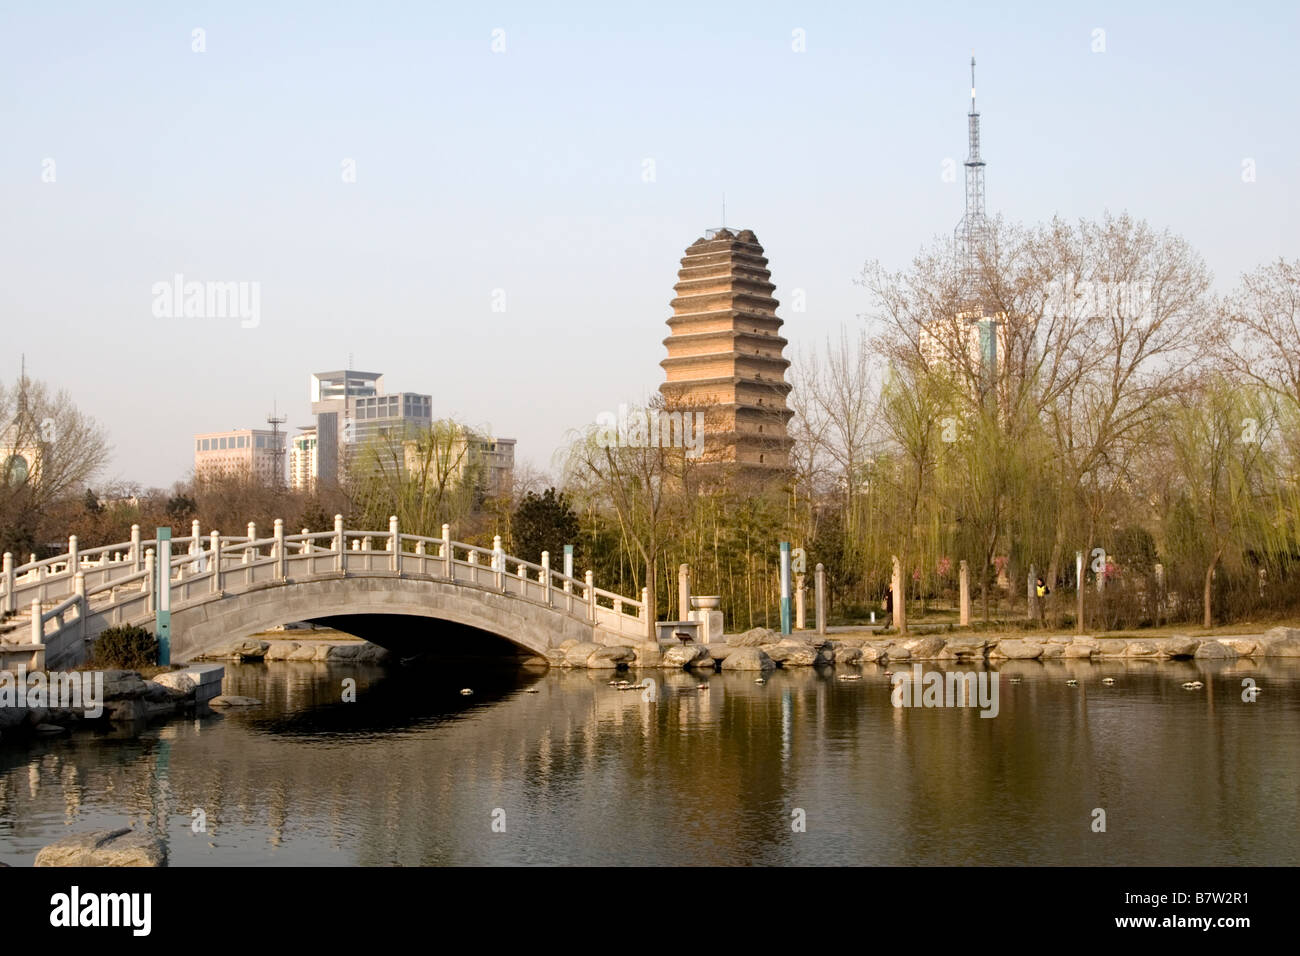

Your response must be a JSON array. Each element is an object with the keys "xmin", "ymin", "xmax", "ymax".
[
  {"xmin": 460, "ymin": 688, "xmax": 473, "ymax": 696},
  {"xmin": 1182, "ymin": 681, "xmax": 1204, "ymax": 690},
  {"xmin": 1101, "ymin": 677, "xmax": 1116, "ymax": 686},
  {"xmin": 1066, "ymin": 679, "xmax": 1079, "ymax": 686}
]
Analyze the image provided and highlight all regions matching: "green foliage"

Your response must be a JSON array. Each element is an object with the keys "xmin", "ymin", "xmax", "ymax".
[
  {"xmin": 511, "ymin": 487, "xmax": 579, "ymax": 564},
  {"xmin": 89, "ymin": 624, "xmax": 158, "ymax": 669}
]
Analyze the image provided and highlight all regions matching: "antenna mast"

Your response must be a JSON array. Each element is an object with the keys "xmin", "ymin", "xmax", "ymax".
[
  {"xmin": 956, "ymin": 53, "xmax": 989, "ymax": 305},
  {"xmin": 267, "ymin": 403, "xmax": 287, "ymax": 491}
]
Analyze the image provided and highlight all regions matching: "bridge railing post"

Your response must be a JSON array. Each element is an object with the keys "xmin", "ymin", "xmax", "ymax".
[
  {"xmin": 302, "ymin": 529, "xmax": 311, "ymax": 557},
  {"xmin": 68, "ymin": 535, "xmax": 79, "ymax": 580},
  {"xmin": 191, "ymin": 519, "xmax": 202, "ymax": 572},
  {"xmin": 389, "ymin": 516, "xmax": 400, "ymax": 573},
  {"xmin": 585, "ymin": 570, "xmax": 596, "ymax": 624},
  {"xmin": 210, "ymin": 531, "xmax": 222, "ymax": 594},
  {"xmin": 74, "ymin": 572, "xmax": 86, "ymax": 645},
  {"xmin": 30, "ymin": 598, "xmax": 42, "ymax": 645},
  {"xmin": 640, "ymin": 587, "xmax": 648, "ymax": 622},
  {"xmin": 246, "ymin": 523, "xmax": 257, "ymax": 570},
  {"xmin": 144, "ymin": 549, "xmax": 156, "ymax": 614},
  {"xmin": 274, "ymin": 519, "xmax": 286, "ymax": 580},
  {"xmin": 334, "ymin": 515, "xmax": 345, "ymax": 573},
  {"xmin": 541, "ymin": 551, "xmax": 551, "ymax": 606},
  {"xmin": 2, "ymin": 551, "xmax": 13, "ymax": 615},
  {"xmin": 442, "ymin": 524, "xmax": 451, "ymax": 579},
  {"xmin": 414, "ymin": 538, "xmax": 425, "ymax": 575},
  {"xmin": 493, "ymin": 536, "xmax": 504, "ymax": 590},
  {"xmin": 130, "ymin": 524, "xmax": 142, "ymax": 571}
]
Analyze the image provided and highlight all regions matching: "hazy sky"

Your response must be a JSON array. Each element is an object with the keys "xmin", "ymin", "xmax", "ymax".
[{"xmin": 3, "ymin": 1, "xmax": 1296, "ymax": 490}]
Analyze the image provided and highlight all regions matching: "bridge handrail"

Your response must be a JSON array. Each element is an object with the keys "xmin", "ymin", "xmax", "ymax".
[{"xmin": 4, "ymin": 522, "xmax": 648, "ymax": 629}]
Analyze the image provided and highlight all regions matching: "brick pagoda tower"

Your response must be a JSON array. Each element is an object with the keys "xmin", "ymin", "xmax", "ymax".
[{"xmin": 659, "ymin": 228, "xmax": 794, "ymax": 471}]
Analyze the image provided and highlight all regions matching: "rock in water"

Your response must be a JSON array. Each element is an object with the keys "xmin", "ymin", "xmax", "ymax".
[
  {"xmin": 991, "ymin": 639, "xmax": 1043, "ymax": 660},
  {"xmin": 1193, "ymin": 641, "xmax": 1236, "ymax": 660},
  {"xmin": 1166, "ymin": 635, "xmax": 1201, "ymax": 659},
  {"xmin": 729, "ymin": 627, "xmax": 780, "ymax": 647},
  {"xmin": 562, "ymin": 642, "xmax": 604, "ymax": 667},
  {"xmin": 35, "ymin": 827, "xmax": 167, "ymax": 867},
  {"xmin": 662, "ymin": 643, "xmax": 711, "ymax": 668},
  {"xmin": 208, "ymin": 695, "xmax": 262, "ymax": 708},
  {"xmin": 720, "ymin": 647, "xmax": 775, "ymax": 671}
]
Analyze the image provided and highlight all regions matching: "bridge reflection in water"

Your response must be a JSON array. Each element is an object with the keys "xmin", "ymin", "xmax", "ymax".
[{"xmin": 1, "ymin": 657, "xmax": 1298, "ymax": 866}]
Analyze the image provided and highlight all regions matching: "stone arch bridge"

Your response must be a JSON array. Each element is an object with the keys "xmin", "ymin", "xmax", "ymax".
[{"xmin": 0, "ymin": 518, "xmax": 654, "ymax": 670}]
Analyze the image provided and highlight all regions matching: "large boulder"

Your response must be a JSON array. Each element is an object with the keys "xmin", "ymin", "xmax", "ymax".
[
  {"xmin": 1166, "ymin": 635, "xmax": 1201, "ymax": 659},
  {"xmin": 287, "ymin": 643, "xmax": 320, "ymax": 661},
  {"xmin": 859, "ymin": 644, "xmax": 887, "ymax": 663},
  {"xmin": 228, "ymin": 640, "xmax": 269, "ymax": 661},
  {"xmin": 562, "ymin": 642, "xmax": 604, "ymax": 667},
  {"xmin": 1063, "ymin": 643, "xmax": 1095, "ymax": 659},
  {"xmin": 264, "ymin": 641, "xmax": 300, "ymax": 661},
  {"xmin": 1260, "ymin": 628, "xmax": 1300, "ymax": 656},
  {"xmin": 662, "ymin": 643, "xmax": 712, "ymax": 668},
  {"xmin": 101, "ymin": 670, "xmax": 148, "ymax": 700},
  {"xmin": 834, "ymin": 645, "xmax": 863, "ymax": 664},
  {"xmin": 991, "ymin": 639, "xmax": 1043, "ymax": 660},
  {"xmin": 886, "ymin": 644, "xmax": 911, "ymax": 661},
  {"xmin": 585, "ymin": 645, "xmax": 636, "ymax": 669},
  {"xmin": 1097, "ymin": 639, "xmax": 1129, "ymax": 657},
  {"xmin": 730, "ymin": 627, "xmax": 780, "ymax": 647},
  {"xmin": 1194, "ymin": 641, "xmax": 1237, "ymax": 660},
  {"xmin": 542, "ymin": 646, "xmax": 568, "ymax": 666},
  {"xmin": 1039, "ymin": 642, "xmax": 1064, "ymax": 660},
  {"xmin": 904, "ymin": 637, "xmax": 947, "ymax": 660},
  {"xmin": 720, "ymin": 647, "xmax": 775, "ymax": 671},
  {"xmin": 35, "ymin": 828, "xmax": 167, "ymax": 867},
  {"xmin": 1219, "ymin": 638, "xmax": 1260, "ymax": 657},
  {"xmin": 323, "ymin": 643, "xmax": 361, "ymax": 661},
  {"xmin": 558, "ymin": 638, "xmax": 580, "ymax": 652},
  {"xmin": 764, "ymin": 642, "xmax": 820, "ymax": 666},
  {"xmin": 939, "ymin": 638, "xmax": 986, "ymax": 661},
  {"xmin": 1124, "ymin": 641, "xmax": 1161, "ymax": 658}
]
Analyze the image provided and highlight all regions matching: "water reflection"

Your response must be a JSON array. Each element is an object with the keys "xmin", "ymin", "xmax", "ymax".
[{"xmin": 1, "ymin": 658, "xmax": 1297, "ymax": 866}]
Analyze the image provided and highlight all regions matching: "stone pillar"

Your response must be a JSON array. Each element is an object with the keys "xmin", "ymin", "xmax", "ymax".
[
  {"xmin": 2, "ymin": 552, "xmax": 13, "ymax": 615},
  {"xmin": 678, "ymin": 563, "xmax": 690, "ymax": 621},
  {"xmin": 795, "ymin": 573, "xmax": 806, "ymax": 629},
  {"xmin": 210, "ymin": 531, "xmax": 222, "ymax": 593},
  {"xmin": 68, "ymin": 535, "xmax": 78, "ymax": 577},
  {"xmin": 144, "ymin": 549, "xmax": 156, "ymax": 613},
  {"xmin": 541, "ymin": 551, "xmax": 552, "ymax": 606},
  {"xmin": 390, "ymin": 515, "xmax": 400, "ymax": 572},
  {"xmin": 585, "ymin": 570, "xmax": 596, "ymax": 623},
  {"xmin": 273, "ymin": 519, "xmax": 286, "ymax": 580},
  {"xmin": 130, "ymin": 524, "xmax": 142, "ymax": 571},
  {"xmin": 891, "ymin": 555, "xmax": 904, "ymax": 631},
  {"xmin": 959, "ymin": 560, "xmax": 970, "ymax": 627},
  {"xmin": 442, "ymin": 523, "xmax": 452, "ymax": 578},
  {"xmin": 74, "ymin": 572, "xmax": 86, "ymax": 643},
  {"xmin": 30, "ymin": 598, "xmax": 42, "ymax": 645},
  {"xmin": 815, "ymin": 563, "xmax": 826, "ymax": 636},
  {"xmin": 334, "ymin": 514, "xmax": 346, "ymax": 572},
  {"xmin": 493, "ymin": 535, "xmax": 504, "ymax": 590}
]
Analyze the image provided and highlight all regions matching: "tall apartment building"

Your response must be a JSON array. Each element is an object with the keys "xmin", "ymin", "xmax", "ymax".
[
  {"xmin": 659, "ymin": 227, "xmax": 794, "ymax": 470},
  {"xmin": 309, "ymin": 369, "xmax": 432, "ymax": 485},
  {"xmin": 194, "ymin": 428, "xmax": 285, "ymax": 485},
  {"xmin": 289, "ymin": 427, "xmax": 318, "ymax": 492}
]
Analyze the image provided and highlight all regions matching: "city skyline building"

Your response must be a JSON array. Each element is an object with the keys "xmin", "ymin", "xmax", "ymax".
[{"xmin": 193, "ymin": 428, "xmax": 285, "ymax": 485}]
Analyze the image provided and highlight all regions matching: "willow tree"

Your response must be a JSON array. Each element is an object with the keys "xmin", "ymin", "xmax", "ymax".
[
  {"xmin": 347, "ymin": 419, "xmax": 480, "ymax": 537},
  {"xmin": 1164, "ymin": 377, "xmax": 1287, "ymax": 627}
]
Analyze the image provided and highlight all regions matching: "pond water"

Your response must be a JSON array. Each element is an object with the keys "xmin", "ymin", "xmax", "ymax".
[{"xmin": 2, "ymin": 654, "xmax": 1297, "ymax": 865}]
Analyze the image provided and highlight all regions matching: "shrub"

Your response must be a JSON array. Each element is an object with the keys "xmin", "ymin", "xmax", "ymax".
[{"xmin": 89, "ymin": 624, "xmax": 158, "ymax": 669}]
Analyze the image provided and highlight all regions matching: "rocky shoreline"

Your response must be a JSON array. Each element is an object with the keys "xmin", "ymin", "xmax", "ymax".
[{"xmin": 539, "ymin": 625, "xmax": 1300, "ymax": 670}]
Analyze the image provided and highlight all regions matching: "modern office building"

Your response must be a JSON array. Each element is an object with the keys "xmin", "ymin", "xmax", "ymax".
[
  {"xmin": 193, "ymin": 428, "xmax": 285, "ymax": 485},
  {"xmin": 659, "ymin": 227, "xmax": 794, "ymax": 470},
  {"xmin": 309, "ymin": 369, "xmax": 432, "ymax": 485}
]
